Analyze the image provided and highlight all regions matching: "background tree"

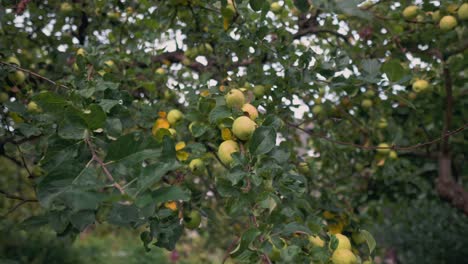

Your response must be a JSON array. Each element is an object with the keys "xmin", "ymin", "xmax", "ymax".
[{"xmin": 0, "ymin": 0, "xmax": 467, "ymax": 263}]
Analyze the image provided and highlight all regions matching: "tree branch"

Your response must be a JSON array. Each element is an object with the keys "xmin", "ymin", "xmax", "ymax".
[
  {"xmin": 0, "ymin": 189, "xmax": 37, "ymax": 202},
  {"xmin": 0, "ymin": 61, "xmax": 70, "ymax": 89}
]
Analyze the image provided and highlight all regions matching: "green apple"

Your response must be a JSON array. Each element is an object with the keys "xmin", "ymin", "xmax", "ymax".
[
  {"xmin": 439, "ymin": 15, "xmax": 458, "ymax": 31},
  {"xmin": 8, "ymin": 71, "xmax": 26, "ymax": 84},
  {"xmin": 60, "ymin": 3, "xmax": 73, "ymax": 12},
  {"xmin": 298, "ymin": 162, "xmax": 310, "ymax": 174},
  {"xmin": 352, "ymin": 231, "xmax": 366, "ymax": 244},
  {"xmin": 27, "ymin": 101, "xmax": 41, "ymax": 113},
  {"xmin": 167, "ymin": 109, "xmax": 183, "ymax": 125},
  {"xmin": 364, "ymin": 89, "xmax": 375, "ymax": 97},
  {"xmin": 184, "ymin": 210, "xmax": 201, "ymax": 229},
  {"xmin": 377, "ymin": 118, "xmax": 388, "ymax": 129},
  {"xmin": 402, "ymin": 5, "xmax": 418, "ymax": 19},
  {"xmin": 225, "ymin": 89, "xmax": 245, "ymax": 108},
  {"xmin": 241, "ymin": 103, "xmax": 258, "ymax": 120},
  {"xmin": 389, "ymin": 150, "xmax": 398, "ymax": 160},
  {"xmin": 268, "ymin": 246, "xmax": 281, "ymax": 262},
  {"xmin": 377, "ymin": 143, "xmax": 391, "ymax": 154},
  {"xmin": 459, "ymin": 3, "xmax": 468, "ymax": 20},
  {"xmin": 412, "ymin": 79, "xmax": 429, "ymax": 93},
  {"xmin": 6, "ymin": 56, "xmax": 20, "ymax": 66},
  {"xmin": 0, "ymin": 92, "xmax": 9, "ymax": 103},
  {"xmin": 312, "ymin": 105, "xmax": 323, "ymax": 115},
  {"xmin": 253, "ymin": 85, "xmax": 266, "ymax": 98},
  {"xmin": 331, "ymin": 249, "xmax": 358, "ymax": 264},
  {"xmin": 232, "ymin": 116, "xmax": 256, "ymax": 141},
  {"xmin": 361, "ymin": 99, "xmax": 373, "ymax": 109},
  {"xmin": 189, "ymin": 158, "xmax": 205, "ymax": 174},
  {"xmin": 432, "ymin": 10, "xmax": 441, "ymax": 22},
  {"xmin": 218, "ymin": 140, "xmax": 239, "ymax": 165}
]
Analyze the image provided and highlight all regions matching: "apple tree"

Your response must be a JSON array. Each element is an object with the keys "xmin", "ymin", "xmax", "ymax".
[{"xmin": 0, "ymin": 0, "xmax": 467, "ymax": 263}]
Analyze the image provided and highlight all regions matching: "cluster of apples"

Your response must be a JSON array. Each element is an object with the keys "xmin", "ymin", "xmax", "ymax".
[
  {"xmin": 3, "ymin": 56, "xmax": 26, "ymax": 86},
  {"xmin": 403, "ymin": 3, "xmax": 468, "ymax": 31},
  {"xmin": 217, "ymin": 88, "xmax": 260, "ymax": 166}
]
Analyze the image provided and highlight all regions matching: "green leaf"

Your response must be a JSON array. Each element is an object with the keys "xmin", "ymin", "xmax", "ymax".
[
  {"xmin": 106, "ymin": 133, "xmax": 144, "ymax": 161},
  {"xmin": 33, "ymin": 92, "xmax": 69, "ymax": 112},
  {"xmin": 294, "ymin": 0, "xmax": 309, "ymax": 12},
  {"xmin": 151, "ymin": 186, "xmax": 190, "ymax": 204},
  {"xmin": 361, "ymin": 59, "xmax": 381, "ymax": 78},
  {"xmin": 108, "ymin": 203, "xmax": 140, "ymax": 226},
  {"xmin": 150, "ymin": 216, "xmax": 183, "ymax": 251},
  {"xmin": 382, "ymin": 59, "xmax": 407, "ymax": 82},
  {"xmin": 209, "ymin": 105, "xmax": 232, "ymax": 124},
  {"xmin": 99, "ymin": 99, "xmax": 120, "ymax": 113},
  {"xmin": 230, "ymin": 228, "xmax": 261, "ymax": 257},
  {"xmin": 82, "ymin": 104, "xmax": 106, "ymax": 130},
  {"xmin": 360, "ymin": 229, "xmax": 376, "ymax": 254},
  {"xmin": 136, "ymin": 161, "xmax": 181, "ymax": 196},
  {"xmin": 249, "ymin": 126, "xmax": 276, "ymax": 155},
  {"xmin": 69, "ymin": 210, "xmax": 95, "ymax": 231},
  {"xmin": 249, "ymin": 0, "xmax": 264, "ymax": 11},
  {"xmin": 280, "ymin": 222, "xmax": 311, "ymax": 236}
]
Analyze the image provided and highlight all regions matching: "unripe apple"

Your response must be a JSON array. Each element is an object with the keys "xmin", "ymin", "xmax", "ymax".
[
  {"xmin": 412, "ymin": 79, "xmax": 429, "ymax": 93},
  {"xmin": 270, "ymin": 2, "xmax": 282, "ymax": 14},
  {"xmin": 218, "ymin": 140, "xmax": 239, "ymax": 165},
  {"xmin": 6, "ymin": 56, "xmax": 20, "ymax": 66},
  {"xmin": 377, "ymin": 118, "xmax": 388, "ymax": 129},
  {"xmin": 253, "ymin": 85, "xmax": 266, "ymax": 98},
  {"xmin": 361, "ymin": 99, "xmax": 373, "ymax": 109},
  {"xmin": 232, "ymin": 116, "xmax": 256, "ymax": 141},
  {"xmin": 298, "ymin": 162, "xmax": 310, "ymax": 174},
  {"xmin": 0, "ymin": 92, "xmax": 9, "ymax": 103},
  {"xmin": 352, "ymin": 231, "xmax": 366, "ymax": 244},
  {"xmin": 334, "ymin": 234, "xmax": 352, "ymax": 250},
  {"xmin": 364, "ymin": 89, "xmax": 375, "ymax": 97},
  {"xmin": 309, "ymin": 235, "xmax": 325, "ymax": 247},
  {"xmin": 312, "ymin": 105, "xmax": 323, "ymax": 115},
  {"xmin": 76, "ymin": 48, "xmax": 86, "ymax": 56},
  {"xmin": 241, "ymin": 103, "xmax": 258, "ymax": 120},
  {"xmin": 184, "ymin": 210, "xmax": 201, "ymax": 229},
  {"xmin": 377, "ymin": 143, "xmax": 391, "ymax": 154},
  {"xmin": 189, "ymin": 158, "xmax": 205, "ymax": 174},
  {"xmin": 27, "ymin": 101, "xmax": 41, "ymax": 113},
  {"xmin": 402, "ymin": 5, "xmax": 418, "ymax": 20},
  {"xmin": 167, "ymin": 109, "xmax": 183, "ymax": 125},
  {"xmin": 458, "ymin": 3, "xmax": 468, "ymax": 20},
  {"xmin": 268, "ymin": 246, "xmax": 281, "ymax": 262},
  {"xmin": 225, "ymin": 89, "xmax": 245, "ymax": 108},
  {"xmin": 389, "ymin": 150, "xmax": 398, "ymax": 160},
  {"xmin": 104, "ymin": 60, "xmax": 115, "ymax": 68},
  {"xmin": 156, "ymin": 67, "xmax": 166, "ymax": 75},
  {"xmin": 60, "ymin": 2, "xmax": 73, "ymax": 12},
  {"xmin": 447, "ymin": 4, "xmax": 459, "ymax": 14},
  {"xmin": 408, "ymin": 92, "xmax": 417, "ymax": 100},
  {"xmin": 439, "ymin": 16, "xmax": 458, "ymax": 31},
  {"xmin": 432, "ymin": 10, "xmax": 441, "ymax": 22},
  {"xmin": 331, "ymin": 249, "xmax": 357, "ymax": 264},
  {"xmin": 8, "ymin": 71, "xmax": 26, "ymax": 84}
]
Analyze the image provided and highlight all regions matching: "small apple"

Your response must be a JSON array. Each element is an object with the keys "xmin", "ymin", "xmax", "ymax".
[
  {"xmin": 364, "ymin": 89, "xmax": 375, "ymax": 97},
  {"xmin": 6, "ymin": 56, "xmax": 20, "ymax": 66},
  {"xmin": 218, "ymin": 140, "xmax": 239, "ymax": 165},
  {"xmin": 412, "ymin": 79, "xmax": 429, "ymax": 93},
  {"xmin": 76, "ymin": 48, "xmax": 86, "ymax": 56},
  {"xmin": 377, "ymin": 118, "xmax": 388, "ymax": 129},
  {"xmin": 27, "ymin": 101, "xmax": 41, "ymax": 113},
  {"xmin": 8, "ymin": 71, "xmax": 26, "ymax": 84},
  {"xmin": 60, "ymin": 3, "xmax": 73, "ymax": 12},
  {"xmin": 253, "ymin": 85, "xmax": 266, "ymax": 98},
  {"xmin": 189, "ymin": 158, "xmax": 205, "ymax": 174},
  {"xmin": 309, "ymin": 235, "xmax": 325, "ymax": 247},
  {"xmin": 377, "ymin": 143, "xmax": 391, "ymax": 154},
  {"xmin": 268, "ymin": 246, "xmax": 281, "ymax": 262},
  {"xmin": 298, "ymin": 162, "xmax": 310, "ymax": 174},
  {"xmin": 389, "ymin": 150, "xmax": 398, "ymax": 160},
  {"xmin": 312, "ymin": 105, "xmax": 323, "ymax": 115},
  {"xmin": 0, "ymin": 92, "xmax": 9, "ymax": 103},
  {"xmin": 270, "ymin": 2, "xmax": 282, "ymax": 14},
  {"xmin": 167, "ymin": 109, "xmax": 183, "ymax": 125},
  {"xmin": 331, "ymin": 249, "xmax": 357, "ymax": 264},
  {"xmin": 232, "ymin": 116, "xmax": 256, "ymax": 141},
  {"xmin": 241, "ymin": 103, "xmax": 258, "ymax": 120},
  {"xmin": 352, "ymin": 231, "xmax": 366, "ymax": 244},
  {"xmin": 402, "ymin": 5, "xmax": 418, "ymax": 20},
  {"xmin": 439, "ymin": 15, "xmax": 458, "ymax": 31},
  {"xmin": 225, "ymin": 89, "xmax": 245, "ymax": 108},
  {"xmin": 431, "ymin": 10, "xmax": 441, "ymax": 22},
  {"xmin": 459, "ymin": 3, "xmax": 468, "ymax": 20},
  {"xmin": 184, "ymin": 210, "xmax": 201, "ymax": 229},
  {"xmin": 361, "ymin": 99, "xmax": 373, "ymax": 109}
]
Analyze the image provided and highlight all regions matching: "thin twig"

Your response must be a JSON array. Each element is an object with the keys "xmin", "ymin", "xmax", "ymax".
[
  {"xmin": 222, "ymin": 237, "xmax": 240, "ymax": 264},
  {"xmin": 0, "ymin": 189, "xmax": 37, "ymax": 202},
  {"xmin": 84, "ymin": 138, "xmax": 125, "ymax": 194},
  {"xmin": 0, "ymin": 61, "xmax": 69, "ymax": 90},
  {"xmin": 286, "ymin": 121, "xmax": 467, "ymax": 151}
]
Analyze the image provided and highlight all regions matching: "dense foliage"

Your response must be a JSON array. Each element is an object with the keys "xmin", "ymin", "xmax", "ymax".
[{"xmin": 1, "ymin": 0, "xmax": 467, "ymax": 263}]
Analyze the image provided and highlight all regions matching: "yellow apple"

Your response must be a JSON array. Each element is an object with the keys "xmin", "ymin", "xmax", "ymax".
[
  {"xmin": 334, "ymin": 234, "xmax": 352, "ymax": 250},
  {"xmin": 6, "ymin": 56, "xmax": 20, "ymax": 66},
  {"xmin": 189, "ymin": 158, "xmax": 205, "ymax": 174},
  {"xmin": 8, "ymin": 71, "xmax": 26, "ymax": 84},
  {"xmin": 412, "ymin": 79, "xmax": 429, "ymax": 93},
  {"xmin": 402, "ymin": 5, "xmax": 418, "ymax": 19},
  {"xmin": 76, "ymin": 48, "xmax": 86, "ymax": 56},
  {"xmin": 309, "ymin": 235, "xmax": 325, "ymax": 247},
  {"xmin": 459, "ymin": 3, "xmax": 468, "ymax": 20},
  {"xmin": 377, "ymin": 143, "xmax": 391, "ymax": 154},
  {"xmin": 232, "ymin": 116, "xmax": 256, "ymax": 141},
  {"xmin": 225, "ymin": 89, "xmax": 245, "ymax": 108},
  {"xmin": 331, "ymin": 249, "xmax": 358, "ymax": 264},
  {"xmin": 270, "ymin": 2, "xmax": 282, "ymax": 13},
  {"xmin": 27, "ymin": 101, "xmax": 41, "ymax": 113},
  {"xmin": 439, "ymin": 15, "xmax": 458, "ymax": 31},
  {"xmin": 167, "ymin": 109, "xmax": 183, "ymax": 125},
  {"xmin": 241, "ymin": 103, "xmax": 258, "ymax": 120},
  {"xmin": 361, "ymin": 99, "xmax": 373, "ymax": 109},
  {"xmin": 218, "ymin": 140, "xmax": 239, "ymax": 165},
  {"xmin": 155, "ymin": 67, "xmax": 166, "ymax": 75}
]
